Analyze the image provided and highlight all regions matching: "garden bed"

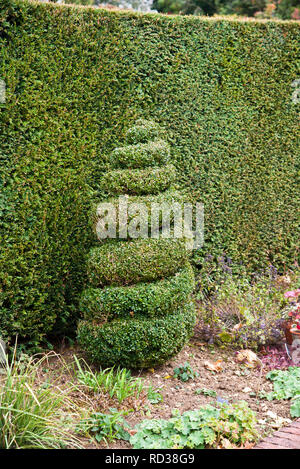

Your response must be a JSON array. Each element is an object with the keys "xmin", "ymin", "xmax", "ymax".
[{"xmin": 43, "ymin": 340, "xmax": 294, "ymax": 449}]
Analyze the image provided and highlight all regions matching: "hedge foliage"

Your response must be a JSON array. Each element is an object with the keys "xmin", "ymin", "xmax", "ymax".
[
  {"xmin": 79, "ymin": 263, "xmax": 195, "ymax": 322},
  {"xmin": 0, "ymin": 0, "xmax": 299, "ymax": 342},
  {"xmin": 77, "ymin": 301, "xmax": 196, "ymax": 368}
]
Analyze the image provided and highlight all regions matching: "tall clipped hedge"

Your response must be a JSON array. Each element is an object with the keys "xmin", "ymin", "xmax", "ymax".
[
  {"xmin": 0, "ymin": 0, "xmax": 299, "ymax": 343},
  {"xmin": 77, "ymin": 120, "xmax": 196, "ymax": 368}
]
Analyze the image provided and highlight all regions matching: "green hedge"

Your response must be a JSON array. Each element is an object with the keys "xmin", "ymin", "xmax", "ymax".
[
  {"xmin": 79, "ymin": 263, "xmax": 195, "ymax": 321},
  {"xmin": 100, "ymin": 165, "xmax": 177, "ymax": 196},
  {"xmin": 110, "ymin": 139, "xmax": 170, "ymax": 169},
  {"xmin": 77, "ymin": 300, "xmax": 196, "ymax": 368},
  {"xmin": 0, "ymin": 0, "xmax": 299, "ymax": 342},
  {"xmin": 87, "ymin": 238, "xmax": 188, "ymax": 287}
]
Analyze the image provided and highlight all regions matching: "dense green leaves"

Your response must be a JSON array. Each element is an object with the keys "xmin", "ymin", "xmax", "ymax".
[
  {"xmin": 100, "ymin": 165, "xmax": 177, "ymax": 196},
  {"xmin": 125, "ymin": 119, "xmax": 161, "ymax": 144},
  {"xmin": 130, "ymin": 401, "xmax": 259, "ymax": 449},
  {"xmin": 265, "ymin": 367, "xmax": 300, "ymax": 401},
  {"xmin": 89, "ymin": 189, "xmax": 187, "ymax": 238},
  {"xmin": 86, "ymin": 238, "xmax": 188, "ymax": 287},
  {"xmin": 262, "ymin": 367, "xmax": 300, "ymax": 417},
  {"xmin": 77, "ymin": 301, "xmax": 196, "ymax": 368},
  {"xmin": 110, "ymin": 139, "xmax": 170, "ymax": 169},
  {"xmin": 80, "ymin": 264, "xmax": 195, "ymax": 321}
]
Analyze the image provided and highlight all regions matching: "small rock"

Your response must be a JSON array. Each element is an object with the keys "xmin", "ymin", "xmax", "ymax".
[{"xmin": 266, "ymin": 410, "xmax": 277, "ymax": 419}]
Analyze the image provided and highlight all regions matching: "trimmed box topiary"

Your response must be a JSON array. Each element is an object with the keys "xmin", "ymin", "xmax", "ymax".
[
  {"xmin": 89, "ymin": 189, "xmax": 187, "ymax": 239},
  {"xmin": 77, "ymin": 301, "xmax": 196, "ymax": 369},
  {"xmin": 77, "ymin": 119, "xmax": 196, "ymax": 368},
  {"xmin": 110, "ymin": 139, "xmax": 170, "ymax": 169},
  {"xmin": 100, "ymin": 165, "xmax": 176, "ymax": 196},
  {"xmin": 86, "ymin": 237, "xmax": 188, "ymax": 287},
  {"xmin": 125, "ymin": 119, "xmax": 161, "ymax": 144},
  {"xmin": 79, "ymin": 263, "xmax": 195, "ymax": 322}
]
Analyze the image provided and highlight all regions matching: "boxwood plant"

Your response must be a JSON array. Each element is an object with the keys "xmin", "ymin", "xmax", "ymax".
[{"xmin": 77, "ymin": 120, "xmax": 196, "ymax": 368}]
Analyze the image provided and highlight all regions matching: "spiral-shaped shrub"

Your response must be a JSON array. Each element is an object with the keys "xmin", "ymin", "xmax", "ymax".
[{"xmin": 77, "ymin": 120, "xmax": 196, "ymax": 368}]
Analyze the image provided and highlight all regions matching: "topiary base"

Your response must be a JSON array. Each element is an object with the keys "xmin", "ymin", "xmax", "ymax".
[{"xmin": 77, "ymin": 301, "xmax": 196, "ymax": 369}]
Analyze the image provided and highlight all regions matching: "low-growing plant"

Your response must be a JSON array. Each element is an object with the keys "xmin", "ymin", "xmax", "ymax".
[
  {"xmin": 147, "ymin": 385, "xmax": 163, "ymax": 404},
  {"xmin": 76, "ymin": 408, "xmax": 130, "ymax": 444},
  {"xmin": 290, "ymin": 398, "xmax": 300, "ymax": 418},
  {"xmin": 261, "ymin": 366, "xmax": 300, "ymax": 417},
  {"xmin": 130, "ymin": 401, "xmax": 259, "ymax": 449},
  {"xmin": 173, "ymin": 362, "xmax": 198, "ymax": 382},
  {"xmin": 74, "ymin": 356, "xmax": 144, "ymax": 403},
  {"xmin": 0, "ymin": 349, "xmax": 81, "ymax": 449}
]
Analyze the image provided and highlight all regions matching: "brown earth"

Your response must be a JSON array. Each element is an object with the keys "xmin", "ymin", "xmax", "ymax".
[{"xmin": 42, "ymin": 339, "xmax": 294, "ymax": 449}]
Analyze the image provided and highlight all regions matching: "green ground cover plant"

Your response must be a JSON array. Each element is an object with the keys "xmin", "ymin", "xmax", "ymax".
[
  {"xmin": 76, "ymin": 408, "xmax": 131, "ymax": 444},
  {"xmin": 262, "ymin": 367, "xmax": 300, "ymax": 417},
  {"xmin": 173, "ymin": 362, "xmax": 199, "ymax": 382},
  {"xmin": 147, "ymin": 385, "xmax": 163, "ymax": 404},
  {"xmin": 130, "ymin": 401, "xmax": 259, "ymax": 449}
]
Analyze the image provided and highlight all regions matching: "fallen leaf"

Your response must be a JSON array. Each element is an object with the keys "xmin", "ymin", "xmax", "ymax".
[
  {"xmin": 221, "ymin": 438, "xmax": 235, "ymax": 449},
  {"xmin": 203, "ymin": 359, "xmax": 224, "ymax": 372},
  {"xmin": 258, "ymin": 419, "xmax": 266, "ymax": 425},
  {"xmin": 240, "ymin": 442, "xmax": 256, "ymax": 449},
  {"xmin": 236, "ymin": 349, "xmax": 262, "ymax": 368},
  {"xmin": 266, "ymin": 410, "xmax": 277, "ymax": 419}
]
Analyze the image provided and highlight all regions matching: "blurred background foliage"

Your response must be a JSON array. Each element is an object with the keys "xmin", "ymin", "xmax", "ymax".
[{"xmin": 49, "ymin": 0, "xmax": 300, "ymax": 20}]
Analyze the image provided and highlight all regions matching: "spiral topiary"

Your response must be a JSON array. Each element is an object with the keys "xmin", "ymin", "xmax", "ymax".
[{"xmin": 77, "ymin": 119, "xmax": 196, "ymax": 368}]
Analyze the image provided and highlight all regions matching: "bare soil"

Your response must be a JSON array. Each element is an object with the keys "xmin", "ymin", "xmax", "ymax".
[{"xmin": 43, "ymin": 339, "xmax": 294, "ymax": 449}]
